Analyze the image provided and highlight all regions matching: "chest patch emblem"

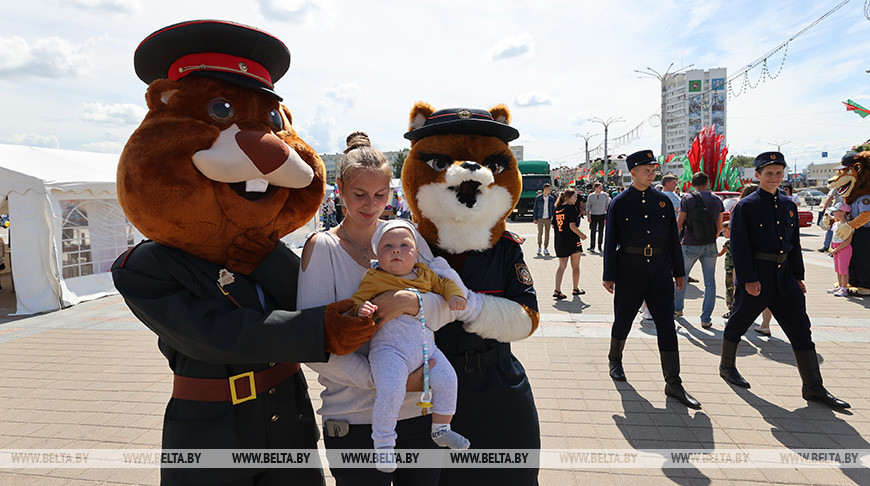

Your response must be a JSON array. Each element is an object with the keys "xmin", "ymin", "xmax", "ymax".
[
  {"xmin": 789, "ymin": 210, "xmax": 794, "ymax": 218},
  {"xmin": 863, "ymin": 198, "xmax": 869, "ymax": 205},
  {"xmin": 515, "ymin": 263, "xmax": 533, "ymax": 286},
  {"xmin": 660, "ymin": 201, "xmax": 666, "ymax": 208}
]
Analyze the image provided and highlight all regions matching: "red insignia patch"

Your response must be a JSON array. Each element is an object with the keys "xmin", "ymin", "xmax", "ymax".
[
  {"xmin": 659, "ymin": 201, "xmax": 666, "ymax": 208},
  {"xmin": 502, "ymin": 231, "xmax": 525, "ymax": 244},
  {"xmin": 789, "ymin": 211, "xmax": 794, "ymax": 217},
  {"xmin": 515, "ymin": 263, "xmax": 533, "ymax": 286}
]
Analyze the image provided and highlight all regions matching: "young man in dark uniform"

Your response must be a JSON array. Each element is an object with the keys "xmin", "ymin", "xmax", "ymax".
[
  {"xmin": 602, "ymin": 150, "xmax": 701, "ymax": 409},
  {"xmin": 719, "ymin": 152, "xmax": 850, "ymax": 409}
]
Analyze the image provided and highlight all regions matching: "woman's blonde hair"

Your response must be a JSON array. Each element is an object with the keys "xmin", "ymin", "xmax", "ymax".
[
  {"xmin": 556, "ymin": 188, "xmax": 577, "ymax": 206},
  {"xmin": 339, "ymin": 131, "xmax": 392, "ymax": 184}
]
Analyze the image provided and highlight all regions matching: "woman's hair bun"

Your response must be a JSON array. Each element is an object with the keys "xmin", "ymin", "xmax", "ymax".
[{"xmin": 344, "ymin": 131, "xmax": 371, "ymax": 153}]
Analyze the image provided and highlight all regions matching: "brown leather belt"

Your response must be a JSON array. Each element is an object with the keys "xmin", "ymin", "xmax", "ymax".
[
  {"xmin": 172, "ymin": 362, "xmax": 300, "ymax": 405},
  {"xmin": 621, "ymin": 245, "xmax": 665, "ymax": 257},
  {"xmin": 753, "ymin": 251, "xmax": 789, "ymax": 263}
]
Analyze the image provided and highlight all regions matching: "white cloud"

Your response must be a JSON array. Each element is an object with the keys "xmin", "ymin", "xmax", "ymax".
[
  {"xmin": 297, "ymin": 83, "xmax": 360, "ymax": 153},
  {"xmin": 513, "ymin": 91, "xmax": 553, "ymax": 108},
  {"xmin": 81, "ymin": 140, "xmax": 124, "ymax": 153},
  {"xmin": 0, "ymin": 36, "xmax": 95, "ymax": 80},
  {"xmin": 81, "ymin": 103, "xmax": 147, "ymax": 125},
  {"xmin": 1, "ymin": 133, "xmax": 60, "ymax": 148},
  {"xmin": 62, "ymin": 0, "xmax": 142, "ymax": 14},
  {"xmin": 256, "ymin": 0, "xmax": 335, "ymax": 25},
  {"xmin": 490, "ymin": 33, "xmax": 533, "ymax": 61}
]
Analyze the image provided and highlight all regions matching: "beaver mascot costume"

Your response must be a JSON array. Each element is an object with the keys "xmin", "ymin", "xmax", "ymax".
[
  {"xmin": 829, "ymin": 149, "xmax": 870, "ymax": 295},
  {"xmin": 401, "ymin": 102, "xmax": 541, "ymax": 485},
  {"xmin": 111, "ymin": 20, "xmax": 377, "ymax": 486}
]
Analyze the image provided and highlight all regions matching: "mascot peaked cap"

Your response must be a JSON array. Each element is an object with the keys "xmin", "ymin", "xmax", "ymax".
[
  {"xmin": 135, "ymin": 20, "xmax": 291, "ymax": 100},
  {"xmin": 404, "ymin": 107, "xmax": 519, "ymax": 143}
]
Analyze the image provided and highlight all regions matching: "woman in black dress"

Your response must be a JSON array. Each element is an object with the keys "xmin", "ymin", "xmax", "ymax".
[{"xmin": 553, "ymin": 188, "xmax": 588, "ymax": 299}]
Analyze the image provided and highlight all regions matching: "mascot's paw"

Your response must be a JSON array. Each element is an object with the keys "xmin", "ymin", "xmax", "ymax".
[
  {"xmin": 461, "ymin": 294, "xmax": 538, "ymax": 342},
  {"xmin": 226, "ymin": 230, "xmax": 280, "ymax": 275},
  {"xmin": 324, "ymin": 299, "xmax": 378, "ymax": 355},
  {"xmin": 834, "ymin": 224, "xmax": 854, "ymax": 241}
]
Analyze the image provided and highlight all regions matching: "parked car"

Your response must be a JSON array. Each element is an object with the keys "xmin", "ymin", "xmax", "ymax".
[
  {"xmin": 797, "ymin": 189, "xmax": 825, "ymax": 207},
  {"xmin": 713, "ymin": 191, "xmax": 812, "ymax": 227}
]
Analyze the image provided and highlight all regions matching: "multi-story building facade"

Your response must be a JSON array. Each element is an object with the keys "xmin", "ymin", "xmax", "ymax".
[
  {"xmin": 805, "ymin": 161, "xmax": 841, "ymax": 187},
  {"xmin": 663, "ymin": 67, "xmax": 727, "ymax": 159}
]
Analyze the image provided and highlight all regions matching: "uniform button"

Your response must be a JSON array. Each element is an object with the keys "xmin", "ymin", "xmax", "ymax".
[
  {"xmin": 269, "ymin": 388, "xmax": 276, "ymax": 395},
  {"xmin": 647, "ymin": 230, "xmax": 651, "ymax": 234},
  {"xmin": 779, "ymin": 250, "xmax": 783, "ymax": 253},
  {"xmin": 642, "ymin": 200, "xmax": 646, "ymax": 203},
  {"xmin": 779, "ymin": 237, "xmax": 783, "ymax": 240},
  {"xmin": 647, "ymin": 259, "xmax": 651, "ymax": 263},
  {"xmin": 269, "ymin": 362, "xmax": 276, "ymax": 367},
  {"xmin": 777, "ymin": 264, "xmax": 781, "ymax": 268},
  {"xmin": 644, "ymin": 215, "xmax": 648, "ymax": 219},
  {"xmin": 271, "ymin": 414, "xmax": 279, "ymax": 422}
]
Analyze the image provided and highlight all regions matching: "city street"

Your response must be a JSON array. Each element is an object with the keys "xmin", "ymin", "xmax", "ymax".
[{"xmin": 0, "ymin": 217, "xmax": 867, "ymax": 485}]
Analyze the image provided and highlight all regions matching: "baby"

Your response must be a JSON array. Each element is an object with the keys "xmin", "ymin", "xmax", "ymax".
[{"xmin": 351, "ymin": 220, "xmax": 479, "ymax": 472}]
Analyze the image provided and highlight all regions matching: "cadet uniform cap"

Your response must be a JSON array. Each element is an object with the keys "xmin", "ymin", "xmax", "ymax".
[
  {"xmin": 134, "ymin": 20, "xmax": 291, "ymax": 101},
  {"xmin": 626, "ymin": 150, "xmax": 657, "ymax": 170},
  {"xmin": 754, "ymin": 151, "xmax": 787, "ymax": 169}
]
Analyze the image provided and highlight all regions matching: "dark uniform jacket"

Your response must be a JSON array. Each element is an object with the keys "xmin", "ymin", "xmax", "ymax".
[
  {"xmin": 112, "ymin": 241, "xmax": 328, "ymax": 485},
  {"xmin": 434, "ymin": 233, "xmax": 540, "ymax": 486},
  {"xmin": 603, "ymin": 185, "xmax": 685, "ymax": 282},
  {"xmin": 729, "ymin": 188, "xmax": 804, "ymax": 295}
]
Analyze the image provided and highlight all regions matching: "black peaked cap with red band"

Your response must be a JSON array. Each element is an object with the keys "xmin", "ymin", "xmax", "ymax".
[
  {"xmin": 134, "ymin": 20, "xmax": 290, "ymax": 101},
  {"xmin": 404, "ymin": 108, "xmax": 520, "ymax": 143}
]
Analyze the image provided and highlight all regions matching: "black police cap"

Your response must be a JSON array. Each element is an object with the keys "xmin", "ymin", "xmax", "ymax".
[
  {"xmin": 134, "ymin": 20, "xmax": 291, "ymax": 101},
  {"xmin": 754, "ymin": 151, "xmax": 787, "ymax": 169},
  {"xmin": 841, "ymin": 151, "xmax": 858, "ymax": 166},
  {"xmin": 626, "ymin": 150, "xmax": 657, "ymax": 170},
  {"xmin": 404, "ymin": 108, "xmax": 520, "ymax": 143}
]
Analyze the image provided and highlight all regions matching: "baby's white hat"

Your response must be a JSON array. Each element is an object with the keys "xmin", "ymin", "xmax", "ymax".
[{"xmin": 370, "ymin": 220, "xmax": 434, "ymax": 262}]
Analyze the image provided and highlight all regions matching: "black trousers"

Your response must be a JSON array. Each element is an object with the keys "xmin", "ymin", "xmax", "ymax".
[
  {"xmin": 723, "ymin": 283, "xmax": 814, "ymax": 349},
  {"xmin": 324, "ymin": 415, "xmax": 441, "ymax": 486},
  {"xmin": 611, "ymin": 270, "xmax": 678, "ymax": 352},
  {"xmin": 589, "ymin": 214, "xmax": 606, "ymax": 249}
]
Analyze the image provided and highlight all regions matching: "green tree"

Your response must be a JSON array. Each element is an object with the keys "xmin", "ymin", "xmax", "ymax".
[
  {"xmin": 392, "ymin": 149, "xmax": 409, "ymax": 178},
  {"xmin": 730, "ymin": 155, "xmax": 755, "ymax": 168}
]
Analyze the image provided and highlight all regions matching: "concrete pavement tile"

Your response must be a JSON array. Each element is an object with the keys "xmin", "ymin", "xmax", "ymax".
[
  {"xmin": 538, "ymin": 469, "xmax": 577, "ymax": 486},
  {"xmin": 798, "ymin": 468, "xmax": 859, "ymax": 486},
  {"xmin": 758, "ymin": 465, "xmax": 813, "ymax": 485},
  {"xmin": 721, "ymin": 465, "xmax": 770, "ymax": 482},
  {"xmin": 106, "ymin": 467, "xmax": 160, "ymax": 485},
  {"xmin": 657, "ymin": 426, "xmax": 700, "ymax": 443}
]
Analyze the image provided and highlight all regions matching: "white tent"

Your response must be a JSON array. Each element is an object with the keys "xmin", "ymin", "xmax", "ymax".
[{"xmin": 0, "ymin": 143, "xmax": 143, "ymax": 315}]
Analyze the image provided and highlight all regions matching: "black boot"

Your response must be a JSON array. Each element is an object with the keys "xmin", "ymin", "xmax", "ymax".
[
  {"xmin": 793, "ymin": 348, "xmax": 851, "ymax": 409},
  {"xmin": 660, "ymin": 351, "xmax": 702, "ymax": 409},
  {"xmin": 608, "ymin": 338, "xmax": 626, "ymax": 381},
  {"xmin": 719, "ymin": 339, "xmax": 750, "ymax": 388}
]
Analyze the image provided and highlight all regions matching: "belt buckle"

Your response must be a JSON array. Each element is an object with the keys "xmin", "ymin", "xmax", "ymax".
[
  {"xmin": 643, "ymin": 245, "xmax": 653, "ymax": 257},
  {"xmin": 229, "ymin": 371, "xmax": 257, "ymax": 405}
]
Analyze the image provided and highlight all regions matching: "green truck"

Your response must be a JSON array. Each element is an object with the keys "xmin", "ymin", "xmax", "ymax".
[{"xmin": 510, "ymin": 160, "xmax": 552, "ymax": 220}]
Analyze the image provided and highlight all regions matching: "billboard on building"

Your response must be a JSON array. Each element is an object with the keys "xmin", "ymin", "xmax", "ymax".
[
  {"xmin": 688, "ymin": 94, "xmax": 702, "ymax": 141},
  {"xmin": 689, "ymin": 80, "xmax": 701, "ymax": 92},
  {"xmin": 712, "ymin": 92, "xmax": 726, "ymax": 136},
  {"xmin": 712, "ymin": 78, "xmax": 725, "ymax": 90}
]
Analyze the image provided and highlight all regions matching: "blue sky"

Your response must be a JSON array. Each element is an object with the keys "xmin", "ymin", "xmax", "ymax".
[{"xmin": 1, "ymin": 0, "xmax": 868, "ymax": 171}]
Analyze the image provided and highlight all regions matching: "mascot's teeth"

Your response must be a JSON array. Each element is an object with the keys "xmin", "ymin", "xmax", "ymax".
[{"xmin": 245, "ymin": 178, "xmax": 269, "ymax": 193}]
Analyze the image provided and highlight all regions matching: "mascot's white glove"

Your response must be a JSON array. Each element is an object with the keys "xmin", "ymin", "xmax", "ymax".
[
  {"xmin": 835, "ymin": 222, "xmax": 855, "ymax": 240},
  {"xmin": 422, "ymin": 257, "xmax": 483, "ymax": 331},
  {"xmin": 461, "ymin": 294, "xmax": 536, "ymax": 342}
]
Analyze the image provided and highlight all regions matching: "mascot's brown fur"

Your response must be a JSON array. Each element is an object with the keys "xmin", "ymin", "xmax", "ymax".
[
  {"xmin": 829, "ymin": 150, "xmax": 870, "ymax": 294},
  {"xmin": 401, "ymin": 101, "xmax": 541, "ymax": 486},
  {"xmin": 118, "ymin": 76, "xmax": 325, "ymax": 273},
  {"xmin": 111, "ymin": 20, "xmax": 375, "ymax": 486}
]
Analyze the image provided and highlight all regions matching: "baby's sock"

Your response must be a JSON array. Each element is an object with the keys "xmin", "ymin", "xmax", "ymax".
[
  {"xmin": 432, "ymin": 423, "xmax": 470, "ymax": 450},
  {"xmin": 375, "ymin": 447, "xmax": 396, "ymax": 473}
]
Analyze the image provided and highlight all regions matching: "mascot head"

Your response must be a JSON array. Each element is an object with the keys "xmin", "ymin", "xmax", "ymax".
[
  {"xmin": 401, "ymin": 102, "xmax": 521, "ymax": 253},
  {"xmin": 117, "ymin": 20, "xmax": 325, "ymax": 268},
  {"xmin": 828, "ymin": 150, "xmax": 870, "ymax": 204}
]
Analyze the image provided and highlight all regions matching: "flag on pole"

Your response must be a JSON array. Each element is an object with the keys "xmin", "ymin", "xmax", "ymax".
[{"xmin": 843, "ymin": 99, "xmax": 870, "ymax": 118}]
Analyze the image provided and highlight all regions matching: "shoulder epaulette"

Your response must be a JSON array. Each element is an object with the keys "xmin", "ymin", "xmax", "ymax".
[{"xmin": 501, "ymin": 231, "xmax": 525, "ymax": 244}]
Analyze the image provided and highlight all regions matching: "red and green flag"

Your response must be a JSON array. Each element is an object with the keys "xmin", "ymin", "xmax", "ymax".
[{"xmin": 843, "ymin": 99, "xmax": 870, "ymax": 118}]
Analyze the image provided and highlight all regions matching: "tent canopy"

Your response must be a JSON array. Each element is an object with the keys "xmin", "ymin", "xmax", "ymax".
[{"xmin": 0, "ymin": 143, "xmax": 136, "ymax": 315}]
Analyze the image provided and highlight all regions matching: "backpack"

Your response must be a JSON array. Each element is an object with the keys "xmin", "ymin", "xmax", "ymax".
[{"xmin": 685, "ymin": 192, "xmax": 717, "ymax": 244}]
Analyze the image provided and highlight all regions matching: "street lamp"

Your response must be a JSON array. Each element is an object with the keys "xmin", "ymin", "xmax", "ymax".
[
  {"xmin": 635, "ymin": 63, "xmax": 694, "ymax": 158},
  {"xmin": 573, "ymin": 132, "xmax": 598, "ymax": 179},
  {"xmin": 589, "ymin": 117, "xmax": 624, "ymax": 184}
]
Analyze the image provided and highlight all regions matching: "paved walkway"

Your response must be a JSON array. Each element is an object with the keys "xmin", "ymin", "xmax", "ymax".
[{"xmin": 0, "ymin": 220, "xmax": 867, "ymax": 485}]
